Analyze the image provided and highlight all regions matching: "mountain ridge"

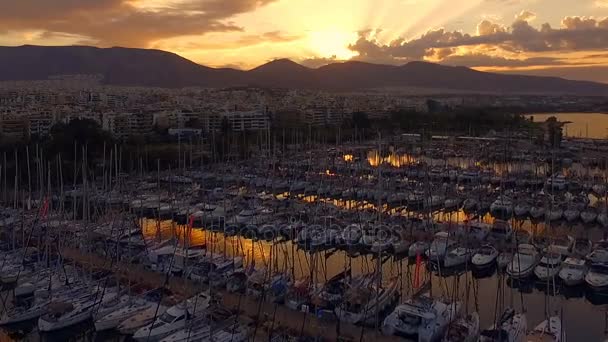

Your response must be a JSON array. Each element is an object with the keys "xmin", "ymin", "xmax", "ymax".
[{"xmin": 0, "ymin": 45, "xmax": 606, "ymax": 95}]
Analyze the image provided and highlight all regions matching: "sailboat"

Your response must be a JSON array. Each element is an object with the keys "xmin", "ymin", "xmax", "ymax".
[
  {"xmin": 335, "ymin": 277, "xmax": 399, "ymax": 325},
  {"xmin": 525, "ymin": 316, "xmax": 564, "ymax": 342},
  {"xmin": 382, "ymin": 295, "xmax": 461, "ymax": 341},
  {"xmin": 472, "ymin": 245, "xmax": 499, "ymax": 270},
  {"xmin": 506, "ymin": 244, "xmax": 540, "ymax": 279},
  {"xmin": 478, "ymin": 308, "xmax": 527, "ymax": 342},
  {"xmin": 558, "ymin": 257, "xmax": 588, "ymax": 287},
  {"xmin": 132, "ymin": 292, "xmax": 211, "ymax": 342},
  {"xmin": 442, "ymin": 312, "xmax": 479, "ymax": 342},
  {"xmin": 95, "ymin": 297, "xmax": 156, "ymax": 331}
]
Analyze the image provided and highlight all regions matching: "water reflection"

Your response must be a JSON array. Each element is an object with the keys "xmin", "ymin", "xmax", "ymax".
[
  {"xmin": 364, "ymin": 150, "xmax": 549, "ymax": 176},
  {"xmin": 141, "ymin": 216, "xmax": 608, "ymax": 341},
  {"xmin": 528, "ymin": 113, "xmax": 608, "ymax": 139}
]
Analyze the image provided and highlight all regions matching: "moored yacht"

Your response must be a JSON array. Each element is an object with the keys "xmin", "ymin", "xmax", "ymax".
[
  {"xmin": 506, "ymin": 244, "xmax": 540, "ymax": 279},
  {"xmin": 442, "ymin": 312, "xmax": 479, "ymax": 342},
  {"xmin": 335, "ymin": 277, "xmax": 399, "ymax": 325},
  {"xmin": 443, "ymin": 247, "xmax": 476, "ymax": 268},
  {"xmin": 581, "ymin": 207, "xmax": 598, "ymax": 224},
  {"xmin": 132, "ymin": 292, "xmax": 211, "ymax": 342},
  {"xmin": 533, "ymin": 253, "xmax": 563, "ymax": 282},
  {"xmin": 478, "ymin": 308, "xmax": 526, "ymax": 342},
  {"xmin": 525, "ymin": 316, "xmax": 563, "ymax": 342},
  {"xmin": 425, "ymin": 232, "xmax": 457, "ymax": 263},
  {"xmin": 471, "ymin": 245, "xmax": 498, "ymax": 269},
  {"xmin": 585, "ymin": 262, "xmax": 608, "ymax": 291},
  {"xmin": 490, "ymin": 196, "xmax": 513, "ymax": 218},
  {"xmin": 382, "ymin": 295, "xmax": 461, "ymax": 341},
  {"xmin": 558, "ymin": 257, "xmax": 588, "ymax": 286}
]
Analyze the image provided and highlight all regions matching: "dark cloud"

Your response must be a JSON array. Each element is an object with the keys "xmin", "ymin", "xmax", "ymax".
[
  {"xmin": 300, "ymin": 55, "xmax": 341, "ymax": 68},
  {"xmin": 348, "ymin": 15, "xmax": 608, "ymax": 67},
  {"xmin": 439, "ymin": 54, "xmax": 574, "ymax": 67},
  {"xmin": 0, "ymin": 0, "xmax": 278, "ymax": 47},
  {"xmin": 500, "ymin": 65, "xmax": 608, "ymax": 84}
]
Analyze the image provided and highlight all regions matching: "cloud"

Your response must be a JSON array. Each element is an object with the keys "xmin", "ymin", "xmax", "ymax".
[
  {"xmin": 596, "ymin": 0, "xmax": 608, "ymax": 8},
  {"xmin": 500, "ymin": 65, "xmax": 608, "ymax": 84},
  {"xmin": 440, "ymin": 54, "xmax": 575, "ymax": 67},
  {"xmin": 299, "ymin": 55, "xmax": 342, "ymax": 68},
  {"xmin": 347, "ymin": 15, "xmax": 608, "ymax": 66},
  {"xmin": 157, "ymin": 31, "xmax": 301, "ymax": 51},
  {"xmin": 0, "ymin": 0, "xmax": 278, "ymax": 47},
  {"xmin": 515, "ymin": 10, "xmax": 536, "ymax": 22}
]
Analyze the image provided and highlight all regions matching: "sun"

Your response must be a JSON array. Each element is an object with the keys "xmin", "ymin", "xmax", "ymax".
[{"xmin": 307, "ymin": 30, "xmax": 358, "ymax": 60}]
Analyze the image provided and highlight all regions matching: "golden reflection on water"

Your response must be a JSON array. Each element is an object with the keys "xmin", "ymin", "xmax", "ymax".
[
  {"xmin": 141, "ymin": 218, "xmax": 410, "ymax": 282},
  {"xmin": 367, "ymin": 150, "xmax": 417, "ymax": 168},
  {"xmin": 528, "ymin": 113, "xmax": 608, "ymax": 139},
  {"xmin": 363, "ymin": 150, "xmax": 548, "ymax": 177}
]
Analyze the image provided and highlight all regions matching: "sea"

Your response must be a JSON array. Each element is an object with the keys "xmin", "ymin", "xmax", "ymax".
[{"xmin": 526, "ymin": 112, "xmax": 608, "ymax": 139}]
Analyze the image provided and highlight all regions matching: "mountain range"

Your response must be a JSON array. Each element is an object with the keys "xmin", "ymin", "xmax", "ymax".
[{"xmin": 1, "ymin": 45, "xmax": 607, "ymax": 95}]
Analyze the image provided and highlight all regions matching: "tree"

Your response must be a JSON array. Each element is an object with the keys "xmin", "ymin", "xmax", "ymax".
[
  {"xmin": 46, "ymin": 118, "xmax": 114, "ymax": 163},
  {"xmin": 545, "ymin": 116, "xmax": 563, "ymax": 148},
  {"xmin": 351, "ymin": 112, "xmax": 370, "ymax": 129}
]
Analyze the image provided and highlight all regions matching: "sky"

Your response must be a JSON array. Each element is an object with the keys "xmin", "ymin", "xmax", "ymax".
[{"xmin": 1, "ymin": 0, "xmax": 608, "ymax": 82}]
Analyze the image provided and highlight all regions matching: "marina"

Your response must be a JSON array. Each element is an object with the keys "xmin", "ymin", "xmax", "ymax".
[{"xmin": 1, "ymin": 119, "xmax": 608, "ymax": 341}]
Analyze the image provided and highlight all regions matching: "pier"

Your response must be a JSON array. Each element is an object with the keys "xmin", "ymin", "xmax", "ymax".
[{"xmin": 61, "ymin": 248, "xmax": 402, "ymax": 342}]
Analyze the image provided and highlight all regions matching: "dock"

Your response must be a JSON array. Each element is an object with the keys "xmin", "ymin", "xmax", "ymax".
[{"xmin": 61, "ymin": 248, "xmax": 404, "ymax": 342}]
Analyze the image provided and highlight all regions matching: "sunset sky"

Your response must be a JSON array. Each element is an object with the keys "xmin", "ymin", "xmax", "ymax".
[{"xmin": 1, "ymin": 0, "xmax": 608, "ymax": 82}]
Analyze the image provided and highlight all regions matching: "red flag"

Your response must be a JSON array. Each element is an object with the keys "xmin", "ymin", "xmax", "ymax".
[
  {"xmin": 188, "ymin": 215, "xmax": 194, "ymax": 229},
  {"xmin": 414, "ymin": 253, "xmax": 422, "ymax": 289}
]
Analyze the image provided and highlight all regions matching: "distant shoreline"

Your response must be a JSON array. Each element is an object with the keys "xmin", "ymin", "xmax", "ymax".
[{"xmin": 525, "ymin": 112, "xmax": 608, "ymax": 116}]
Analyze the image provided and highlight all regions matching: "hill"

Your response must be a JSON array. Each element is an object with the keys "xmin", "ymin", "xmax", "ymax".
[{"xmin": 0, "ymin": 45, "xmax": 606, "ymax": 95}]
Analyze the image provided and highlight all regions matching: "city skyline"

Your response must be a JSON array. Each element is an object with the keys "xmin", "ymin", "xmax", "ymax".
[{"xmin": 1, "ymin": 0, "xmax": 608, "ymax": 83}]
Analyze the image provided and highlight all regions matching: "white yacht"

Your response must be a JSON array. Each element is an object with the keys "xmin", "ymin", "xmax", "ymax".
[
  {"xmin": 38, "ymin": 295, "xmax": 101, "ymax": 332},
  {"xmin": 585, "ymin": 241, "xmax": 608, "ymax": 264},
  {"xmin": 117, "ymin": 304, "xmax": 168, "ymax": 335},
  {"xmin": 487, "ymin": 220, "xmax": 513, "ymax": 242},
  {"xmin": 585, "ymin": 262, "xmax": 608, "ymax": 291},
  {"xmin": 546, "ymin": 207, "xmax": 563, "ymax": 221},
  {"xmin": 529, "ymin": 204, "xmax": 545, "ymax": 220},
  {"xmin": 506, "ymin": 244, "xmax": 540, "ymax": 279},
  {"xmin": 382, "ymin": 296, "xmax": 461, "ymax": 341},
  {"xmin": 172, "ymin": 245, "xmax": 207, "ymax": 274},
  {"xmin": 95, "ymin": 299, "xmax": 155, "ymax": 331},
  {"xmin": 581, "ymin": 207, "xmax": 598, "ymax": 224},
  {"xmin": 558, "ymin": 257, "xmax": 588, "ymax": 286},
  {"xmin": 526, "ymin": 316, "xmax": 563, "ymax": 342},
  {"xmin": 478, "ymin": 308, "xmax": 526, "ymax": 342},
  {"xmin": 335, "ymin": 278, "xmax": 399, "ymax": 325},
  {"xmin": 425, "ymin": 232, "xmax": 457, "ymax": 263},
  {"xmin": 545, "ymin": 236, "xmax": 573, "ymax": 256},
  {"xmin": 443, "ymin": 247, "xmax": 476, "ymax": 268},
  {"xmin": 132, "ymin": 303, "xmax": 191, "ymax": 342},
  {"xmin": 472, "ymin": 245, "xmax": 498, "ymax": 269},
  {"xmin": 572, "ymin": 238, "xmax": 592, "ymax": 257},
  {"xmin": 132, "ymin": 292, "xmax": 211, "ymax": 342},
  {"xmin": 234, "ymin": 209, "xmax": 256, "ymax": 225},
  {"xmin": 563, "ymin": 206, "xmax": 580, "ymax": 222},
  {"xmin": 490, "ymin": 197, "xmax": 513, "ymax": 218},
  {"xmin": 533, "ymin": 253, "xmax": 563, "ymax": 281},
  {"xmin": 442, "ymin": 312, "xmax": 479, "ymax": 342}
]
